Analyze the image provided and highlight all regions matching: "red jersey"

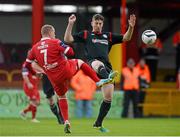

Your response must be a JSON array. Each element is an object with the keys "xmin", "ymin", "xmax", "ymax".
[
  {"xmin": 26, "ymin": 37, "xmax": 75, "ymax": 87},
  {"xmin": 22, "ymin": 62, "xmax": 40, "ymax": 100},
  {"xmin": 22, "ymin": 62, "xmax": 38, "ymax": 88}
]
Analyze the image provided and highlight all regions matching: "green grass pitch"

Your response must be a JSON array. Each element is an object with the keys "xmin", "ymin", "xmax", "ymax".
[{"xmin": 0, "ymin": 118, "xmax": 180, "ymax": 136}]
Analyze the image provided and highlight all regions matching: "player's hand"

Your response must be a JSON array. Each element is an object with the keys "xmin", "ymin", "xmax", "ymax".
[
  {"xmin": 27, "ymin": 83, "xmax": 33, "ymax": 89},
  {"xmin": 128, "ymin": 14, "xmax": 136, "ymax": 28},
  {"xmin": 69, "ymin": 14, "xmax": 76, "ymax": 24}
]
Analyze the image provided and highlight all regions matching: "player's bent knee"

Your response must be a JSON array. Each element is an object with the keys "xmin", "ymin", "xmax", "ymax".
[
  {"xmin": 104, "ymin": 97, "xmax": 112, "ymax": 102},
  {"xmin": 91, "ymin": 60, "xmax": 104, "ymax": 72}
]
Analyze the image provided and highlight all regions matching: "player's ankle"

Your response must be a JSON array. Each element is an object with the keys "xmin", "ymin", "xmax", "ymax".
[{"xmin": 64, "ymin": 120, "xmax": 70, "ymax": 125}]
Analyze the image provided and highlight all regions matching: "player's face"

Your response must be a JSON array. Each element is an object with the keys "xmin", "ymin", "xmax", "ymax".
[{"xmin": 91, "ymin": 19, "xmax": 103, "ymax": 33}]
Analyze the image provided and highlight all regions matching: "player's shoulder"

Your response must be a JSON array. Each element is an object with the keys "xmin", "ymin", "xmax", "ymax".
[
  {"xmin": 46, "ymin": 38, "xmax": 61, "ymax": 44},
  {"xmin": 102, "ymin": 32, "xmax": 110, "ymax": 35},
  {"xmin": 100, "ymin": 32, "xmax": 111, "ymax": 39}
]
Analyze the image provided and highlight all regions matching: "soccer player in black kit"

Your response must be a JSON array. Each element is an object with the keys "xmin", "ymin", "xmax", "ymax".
[{"xmin": 64, "ymin": 14, "xmax": 136, "ymax": 132}]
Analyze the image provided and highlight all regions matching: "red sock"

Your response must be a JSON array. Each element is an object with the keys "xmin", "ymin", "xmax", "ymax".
[
  {"xmin": 80, "ymin": 63, "xmax": 100, "ymax": 82},
  {"xmin": 31, "ymin": 105, "xmax": 37, "ymax": 119},
  {"xmin": 58, "ymin": 98, "xmax": 69, "ymax": 121},
  {"xmin": 24, "ymin": 104, "xmax": 32, "ymax": 113}
]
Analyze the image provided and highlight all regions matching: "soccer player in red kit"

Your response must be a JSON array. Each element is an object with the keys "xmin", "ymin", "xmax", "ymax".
[
  {"xmin": 25, "ymin": 24, "xmax": 113, "ymax": 133},
  {"xmin": 20, "ymin": 61, "xmax": 40, "ymax": 123}
]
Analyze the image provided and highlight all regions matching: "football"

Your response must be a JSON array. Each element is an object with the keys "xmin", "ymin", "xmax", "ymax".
[{"xmin": 142, "ymin": 30, "xmax": 157, "ymax": 45}]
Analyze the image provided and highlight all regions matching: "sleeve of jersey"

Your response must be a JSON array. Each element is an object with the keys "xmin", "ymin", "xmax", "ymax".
[
  {"xmin": 22, "ymin": 66, "xmax": 29, "ymax": 76},
  {"xmin": 72, "ymin": 31, "xmax": 86, "ymax": 43},
  {"xmin": 110, "ymin": 33, "xmax": 123, "ymax": 45},
  {"xmin": 59, "ymin": 41, "xmax": 74, "ymax": 57},
  {"xmin": 24, "ymin": 49, "xmax": 34, "ymax": 68}
]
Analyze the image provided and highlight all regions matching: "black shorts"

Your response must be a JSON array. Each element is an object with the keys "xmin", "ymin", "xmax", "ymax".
[
  {"xmin": 87, "ymin": 59, "xmax": 112, "ymax": 78},
  {"xmin": 42, "ymin": 75, "xmax": 55, "ymax": 98}
]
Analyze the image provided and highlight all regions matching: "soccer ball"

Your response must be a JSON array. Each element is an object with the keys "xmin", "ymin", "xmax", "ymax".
[{"xmin": 142, "ymin": 30, "xmax": 157, "ymax": 45}]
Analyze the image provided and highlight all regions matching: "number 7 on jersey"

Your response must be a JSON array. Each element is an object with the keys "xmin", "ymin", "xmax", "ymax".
[{"xmin": 40, "ymin": 49, "xmax": 48, "ymax": 65}]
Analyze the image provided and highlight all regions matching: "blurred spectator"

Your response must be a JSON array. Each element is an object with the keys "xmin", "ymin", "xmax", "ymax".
[
  {"xmin": 177, "ymin": 68, "xmax": 180, "ymax": 90},
  {"xmin": 172, "ymin": 31, "xmax": 180, "ymax": 75},
  {"xmin": 0, "ymin": 43, "xmax": 4, "ymax": 64},
  {"xmin": 141, "ymin": 38, "xmax": 163, "ymax": 81},
  {"xmin": 10, "ymin": 47, "xmax": 20, "ymax": 63},
  {"xmin": 121, "ymin": 58, "xmax": 140, "ymax": 118},
  {"xmin": 136, "ymin": 58, "xmax": 151, "ymax": 117},
  {"xmin": 70, "ymin": 70, "xmax": 96, "ymax": 118},
  {"xmin": 0, "ymin": 41, "xmax": 10, "ymax": 65}
]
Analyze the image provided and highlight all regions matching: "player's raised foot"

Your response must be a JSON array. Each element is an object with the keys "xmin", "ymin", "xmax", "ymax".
[
  {"xmin": 96, "ymin": 78, "xmax": 112, "ymax": 87},
  {"xmin": 31, "ymin": 118, "xmax": 40, "ymax": 123},
  {"xmin": 19, "ymin": 111, "xmax": 27, "ymax": 120},
  {"xmin": 108, "ymin": 70, "xmax": 119, "ymax": 81},
  {"xmin": 64, "ymin": 121, "xmax": 71, "ymax": 134},
  {"xmin": 93, "ymin": 123, "xmax": 109, "ymax": 133}
]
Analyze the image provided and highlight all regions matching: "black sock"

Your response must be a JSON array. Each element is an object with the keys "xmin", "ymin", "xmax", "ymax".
[
  {"xmin": 50, "ymin": 103, "xmax": 64, "ymax": 124},
  {"xmin": 97, "ymin": 66, "xmax": 109, "ymax": 79},
  {"xmin": 94, "ymin": 100, "xmax": 111, "ymax": 127},
  {"xmin": 50, "ymin": 103, "xmax": 59, "ymax": 116},
  {"xmin": 56, "ymin": 103, "xmax": 64, "ymax": 124}
]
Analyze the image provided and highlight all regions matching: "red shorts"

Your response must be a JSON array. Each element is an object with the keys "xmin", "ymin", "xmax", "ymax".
[
  {"xmin": 23, "ymin": 84, "xmax": 40, "ymax": 101},
  {"xmin": 51, "ymin": 59, "xmax": 78, "ymax": 96}
]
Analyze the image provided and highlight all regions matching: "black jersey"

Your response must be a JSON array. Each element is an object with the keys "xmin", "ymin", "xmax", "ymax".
[{"xmin": 73, "ymin": 30, "xmax": 123, "ymax": 63}]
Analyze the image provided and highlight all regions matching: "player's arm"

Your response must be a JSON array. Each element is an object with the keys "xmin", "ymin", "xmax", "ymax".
[
  {"xmin": 31, "ymin": 61, "xmax": 45, "ymax": 74},
  {"xmin": 122, "ymin": 14, "xmax": 136, "ymax": 42},
  {"xmin": 24, "ymin": 49, "xmax": 36, "ymax": 72},
  {"xmin": 64, "ymin": 14, "xmax": 76, "ymax": 43},
  {"xmin": 59, "ymin": 41, "xmax": 75, "ymax": 57},
  {"xmin": 22, "ymin": 66, "xmax": 33, "ymax": 89}
]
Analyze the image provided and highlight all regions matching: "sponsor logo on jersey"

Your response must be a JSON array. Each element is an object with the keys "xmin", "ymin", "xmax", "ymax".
[{"xmin": 92, "ymin": 39, "xmax": 108, "ymax": 45}]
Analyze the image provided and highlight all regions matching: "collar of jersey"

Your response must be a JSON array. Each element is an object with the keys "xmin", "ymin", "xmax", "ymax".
[
  {"xmin": 41, "ymin": 37, "xmax": 51, "ymax": 41},
  {"xmin": 92, "ymin": 31, "xmax": 102, "ymax": 35}
]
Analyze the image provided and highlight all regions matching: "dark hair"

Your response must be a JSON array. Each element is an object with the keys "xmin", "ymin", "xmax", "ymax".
[{"xmin": 92, "ymin": 14, "xmax": 104, "ymax": 21}]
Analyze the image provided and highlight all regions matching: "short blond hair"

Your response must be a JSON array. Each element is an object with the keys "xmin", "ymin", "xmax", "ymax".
[{"xmin": 41, "ymin": 24, "xmax": 54, "ymax": 36}]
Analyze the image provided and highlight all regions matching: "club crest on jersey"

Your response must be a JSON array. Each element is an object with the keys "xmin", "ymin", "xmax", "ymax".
[{"xmin": 103, "ymin": 34, "xmax": 107, "ymax": 38}]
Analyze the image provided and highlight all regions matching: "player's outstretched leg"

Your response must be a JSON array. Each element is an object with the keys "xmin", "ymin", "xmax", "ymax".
[
  {"xmin": 79, "ymin": 62, "xmax": 112, "ymax": 87},
  {"xmin": 96, "ymin": 78, "xmax": 113, "ymax": 87},
  {"xmin": 108, "ymin": 70, "xmax": 119, "ymax": 81},
  {"xmin": 96, "ymin": 70, "xmax": 119, "ymax": 87}
]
